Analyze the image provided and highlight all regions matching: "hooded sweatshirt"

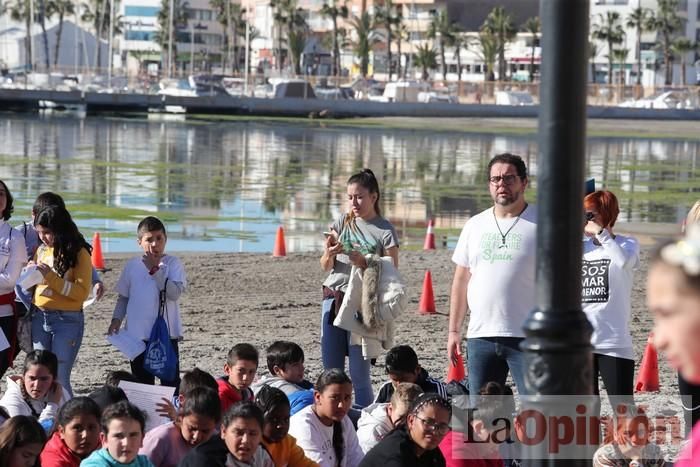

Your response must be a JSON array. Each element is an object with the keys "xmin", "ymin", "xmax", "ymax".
[
  {"xmin": 356, "ymin": 403, "xmax": 394, "ymax": 454},
  {"xmin": 217, "ymin": 377, "xmax": 254, "ymax": 414},
  {"xmin": 251, "ymin": 375, "xmax": 312, "ymax": 396},
  {"xmin": 0, "ymin": 375, "xmax": 70, "ymax": 425},
  {"xmin": 79, "ymin": 448, "xmax": 154, "ymax": 467},
  {"xmin": 40, "ymin": 431, "xmax": 82, "ymax": 467}
]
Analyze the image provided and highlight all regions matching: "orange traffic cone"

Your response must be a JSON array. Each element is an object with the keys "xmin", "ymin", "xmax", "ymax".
[
  {"xmin": 91, "ymin": 232, "xmax": 106, "ymax": 272},
  {"xmin": 272, "ymin": 226, "xmax": 287, "ymax": 257},
  {"xmin": 423, "ymin": 219, "xmax": 436, "ymax": 250},
  {"xmin": 447, "ymin": 353, "xmax": 465, "ymax": 383},
  {"xmin": 635, "ymin": 333, "xmax": 659, "ymax": 393},
  {"xmin": 419, "ymin": 270, "xmax": 436, "ymax": 314}
]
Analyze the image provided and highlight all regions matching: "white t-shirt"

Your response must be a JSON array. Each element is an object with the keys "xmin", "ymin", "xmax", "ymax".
[
  {"xmin": 582, "ymin": 230, "xmax": 639, "ymax": 360},
  {"xmin": 288, "ymin": 405, "xmax": 363, "ymax": 467},
  {"xmin": 452, "ymin": 205, "xmax": 537, "ymax": 338},
  {"xmin": 116, "ymin": 255, "xmax": 186, "ymax": 341}
]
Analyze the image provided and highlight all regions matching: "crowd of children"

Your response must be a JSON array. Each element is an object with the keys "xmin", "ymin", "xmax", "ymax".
[{"xmin": 0, "ymin": 179, "xmax": 688, "ymax": 467}]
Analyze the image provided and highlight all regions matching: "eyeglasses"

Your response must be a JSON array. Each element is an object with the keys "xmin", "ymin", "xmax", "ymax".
[
  {"xmin": 414, "ymin": 415, "xmax": 450, "ymax": 434},
  {"xmin": 488, "ymin": 174, "xmax": 519, "ymax": 185}
]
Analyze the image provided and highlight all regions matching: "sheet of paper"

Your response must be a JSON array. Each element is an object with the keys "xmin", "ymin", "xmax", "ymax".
[
  {"xmin": 18, "ymin": 266, "xmax": 43, "ymax": 289},
  {"xmin": 0, "ymin": 327, "xmax": 9, "ymax": 352},
  {"xmin": 118, "ymin": 381, "xmax": 175, "ymax": 432},
  {"xmin": 106, "ymin": 333, "xmax": 146, "ymax": 361}
]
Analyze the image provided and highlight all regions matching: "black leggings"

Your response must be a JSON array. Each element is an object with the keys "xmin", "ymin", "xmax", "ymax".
[
  {"xmin": 592, "ymin": 353, "xmax": 635, "ymax": 412},
  {"xmin": 679, "ymin": 372, "xmax": 700, "ymax": 436}
]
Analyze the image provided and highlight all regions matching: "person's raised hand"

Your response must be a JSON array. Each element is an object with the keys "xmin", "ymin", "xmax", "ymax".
[
  {"xmin": 155, "ymin": 397, "xmax": 176, "ymax": 422},
  {"xmin": 142, "ymin": 252, "xmax": 161, "ymax": 270}
]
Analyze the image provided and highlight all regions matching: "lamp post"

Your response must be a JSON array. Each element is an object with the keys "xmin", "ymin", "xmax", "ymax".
[{"xmin": 520, "ymin": 0, "xmax": 593, "ymax": 465}]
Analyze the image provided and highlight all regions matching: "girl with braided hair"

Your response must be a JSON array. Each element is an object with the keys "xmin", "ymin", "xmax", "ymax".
[
  {"xmin": 359, "ymin": 392, "xmax": 451, "ymax": 467},
  {"xmin": 288, "ymin": 369, "xmax": 363, "ymax": 467},
  {"xmin": 254, "ymin": 385, "xmax": 317, "ymax": 467}
]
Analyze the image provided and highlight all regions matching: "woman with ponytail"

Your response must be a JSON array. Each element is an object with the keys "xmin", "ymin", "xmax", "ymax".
[
  {"xmin": 288, "ymin": 369, "xmax": 363, "ymax": 467},
  {"xmin": 320, "ymin": 169, "xmax": 399, "ymax": 407}
]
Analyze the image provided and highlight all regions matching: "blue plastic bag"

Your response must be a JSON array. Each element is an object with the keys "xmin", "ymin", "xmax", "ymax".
[{"xmin": 143, "ymin": 282, "xmax": 177, "ymax": 382}]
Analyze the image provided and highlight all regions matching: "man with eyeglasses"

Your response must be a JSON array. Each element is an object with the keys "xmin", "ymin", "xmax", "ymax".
[{"xmin": 447, "ymin": 153, "xmax": 537, "ymax": 398}]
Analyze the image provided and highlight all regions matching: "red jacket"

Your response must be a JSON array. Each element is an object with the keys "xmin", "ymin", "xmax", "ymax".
[
  {"xmin": 439, "ymin": 431, "xmax": 505, "ymax": 467},
  {"xmin": 40, "ymin": 432, "xmax": 81, "ymax": 467},
  {"xmin": 217, "ymin": 376, "xmax": 253, "ymax": 414}
]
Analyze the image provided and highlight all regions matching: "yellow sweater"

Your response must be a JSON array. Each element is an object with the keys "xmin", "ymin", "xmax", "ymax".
[
  {"xmin": 33, "ymin": 246, "xmax": 91, "ymax": 312},
  {"xmin": 262, "ymin": 434, "xmax": 319, "ymax": 467}
]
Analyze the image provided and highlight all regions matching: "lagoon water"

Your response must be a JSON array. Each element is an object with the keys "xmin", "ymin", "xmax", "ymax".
[{"xmin": 0, "ymin": 113, "xmax": 697, "ymax": 253}]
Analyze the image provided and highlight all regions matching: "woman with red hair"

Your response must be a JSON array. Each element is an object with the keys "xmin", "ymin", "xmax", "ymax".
[{"xmin": 582, "ymin": 190, "xmax": 640, "ymax": 417}]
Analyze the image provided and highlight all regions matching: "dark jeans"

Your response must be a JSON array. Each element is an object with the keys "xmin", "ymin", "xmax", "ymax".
[
  {"xmin": 0, "ymin": 315, "xmax": 17, "ymax": 379},
  {"xmin": 679, "ymin": 372, "xmax": 700, "ymax": 436},
  {"xmin": 130, "ymin": 339, "xmax": 181, "ymax": 392},
  {"xmin": 466, "ymin": 337, "xmax": 526, "ymax": 398}
]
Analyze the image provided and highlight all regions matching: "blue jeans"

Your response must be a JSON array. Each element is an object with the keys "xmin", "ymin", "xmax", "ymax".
[
  {"xmin": 467, "ymin": 337, "xmax": 526, "ymax": 398},
  {"xmin": 321, "ymin": 297, "xmax": 373, "ymax": 407},
  {"xmin": 32, "ymin": 310, "xmax": 84, "ymax": 397}
]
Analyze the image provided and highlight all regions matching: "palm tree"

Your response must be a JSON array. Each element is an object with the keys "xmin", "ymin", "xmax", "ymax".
[
  {"xmin": 427, "ymin": 10, "xmax": 454, "ymax": 80},
  {"xmin": 670, "ymin": 38, "xmax": 697, "ymax": 86},
  {"xmin": 350, "ymin": 12, "xmax": 373, "ymax": 77},
  {"xmin": 482, "ymin": 6, "xmax": 516, "ymax": 81},
  {"xmin": 589, "ymin": 41, "xmax": 598, "ymax": 83},
  {"xmin": 320, "ymin": 1, "xmax": 348, "ymax": 77},
  {"xmin": 522, "ymin": 16, "xmax": 539, "ymax": 82},
  {"xmin": 591, "ymin": 11, "xmax": 625, "ymax": 86},
  {"xmin": 82, "ymin": 0, "xmax": 123, "ymax": 70},
  {"xmin": 413, "ymin": 43, "xmax": 436, "ymax": 80},
  {"xmin": 373, "ymin": 0, "xmax": 400, "ymax": 80},
  {"xmin": 38, "ymin": 0, "xmax": 52, "ymax": 69},
  {"xmin": 287, "ymin": 28, "xmax": 306, "ymax": 75},
  {"xmin": 270, "ymin": 0, "xmax": 306, "ymax": 73},
  {"xmin": 395, "ymin": 21, "xmax": 407, "ymax": 79},
  {"xmin": 447, "ymin": 26, "xmax": 466, "ymax": 82},
  {"xmin": 611, "ymin": 47, "xmax": 628, "ymax": 86},
  {"xmin": 645, "ymin": 0, "xmax": 682, "ymax": 85},
  {"xmin": 210, "ymin": 0, "xmax": 244, "ymax": 71},
  {"xmin": 9, "ymin": 0, "xmax": 33, "ymax": 70},
  {"xmin": 626, "ymin": 7, "xmax": 651, "ymax": 85},
  {"xmin": 47, "ymin": 0, "xmax": 75, "ymax": 67},
  {"xmin": 478, "ymin": 29, "xmax": 497, "ymax": 81},
  {"xmin": 153, "ymin": 0, "xmax": 189, "ymax": 75}
]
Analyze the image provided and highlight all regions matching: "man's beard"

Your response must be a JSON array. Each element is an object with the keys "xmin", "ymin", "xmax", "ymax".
[{"xmin": 494, "ymin": 191, "xmax": 520, "ymax": 206}]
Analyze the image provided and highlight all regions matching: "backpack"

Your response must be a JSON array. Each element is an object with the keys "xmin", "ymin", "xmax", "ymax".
[{"xmin": 143, "ymin": 279, "xmax": 177, "ymax": 381}]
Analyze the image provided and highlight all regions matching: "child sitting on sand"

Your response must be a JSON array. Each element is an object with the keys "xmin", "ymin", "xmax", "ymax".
[
  {"xmin": 357, "ymin": 382, "xmax": 422, "ymax": 453},
  {"xmin": 107, "ymin": 216, "xmax": 186, "ymax": 389},
  {"xmin": 218, "ymin": 344, "xmax": 258, "ymax": 414},
  {"xmin": 179, "ymin": 401, "xmax": 275, "ymax": 467},
  {"xmin": 81, "ymin": 401, "xmax": 154, "ymax": 467},
  {"xmin": 374, "ymin": 345, "xmax": 448, "ymax": 403},
  {"xmin": 254, "ymin": 385, "xmax": 318, "ymax": 467},
  {"xmin": 140, "ymin": 387, "xmax": 221, "ymax": 467},
  {"xmin": 252, "ymin": 341, "xmax": 313, "ymax": 396},
  {"xmin": 592, "ymin": 404, "xmax": 665, "ymax": 467}
]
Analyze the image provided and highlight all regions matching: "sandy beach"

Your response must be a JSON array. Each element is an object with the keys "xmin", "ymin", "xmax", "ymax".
[{"xmin": 63, "ymin": 241, "xmax": 667, "ymax": 398}]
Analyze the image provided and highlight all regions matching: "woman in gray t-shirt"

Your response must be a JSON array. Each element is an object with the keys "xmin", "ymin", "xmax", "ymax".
[{"xmin": 319, "ymin": 169, "xmax": 399, "ymax": 407}]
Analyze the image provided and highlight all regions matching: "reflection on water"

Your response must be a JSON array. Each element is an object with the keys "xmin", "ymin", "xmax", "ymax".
[{"xmin": 0, "ymin": 113, "xmax": 697, "ymax": 252}]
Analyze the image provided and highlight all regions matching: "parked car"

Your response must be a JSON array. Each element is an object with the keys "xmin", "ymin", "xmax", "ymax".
[
  {"xmin": 494, "ymin": 91, "xmax": 535, "ymax": 106},
  {"xmin": 619, "ymin": 91, "xmax": 693, "ymax": 109}
]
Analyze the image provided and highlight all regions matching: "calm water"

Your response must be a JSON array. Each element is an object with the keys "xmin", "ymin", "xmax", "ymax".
[{"xmin": 0, "ymin": 113, "xmax": 697, "ymax": 253}]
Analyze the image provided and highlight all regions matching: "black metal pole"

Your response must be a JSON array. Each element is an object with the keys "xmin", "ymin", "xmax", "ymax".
[{"xmin": 521, "ymin": 0, "xmax": 593, "ymax": 465}]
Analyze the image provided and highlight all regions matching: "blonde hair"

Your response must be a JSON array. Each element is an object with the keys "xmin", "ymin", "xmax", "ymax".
[
  {"xmin": 686, "ymin": 201, "xmax": 700, "ymax": 228},
  {"xmin": 389, "ymin": 382, "xmax": 422, "ymax": 411}
]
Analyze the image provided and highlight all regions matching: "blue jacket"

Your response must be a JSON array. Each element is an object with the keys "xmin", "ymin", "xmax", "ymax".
[{"xmin": 80, "ymin": 448, "xmax": 154, "ymax": 467}]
